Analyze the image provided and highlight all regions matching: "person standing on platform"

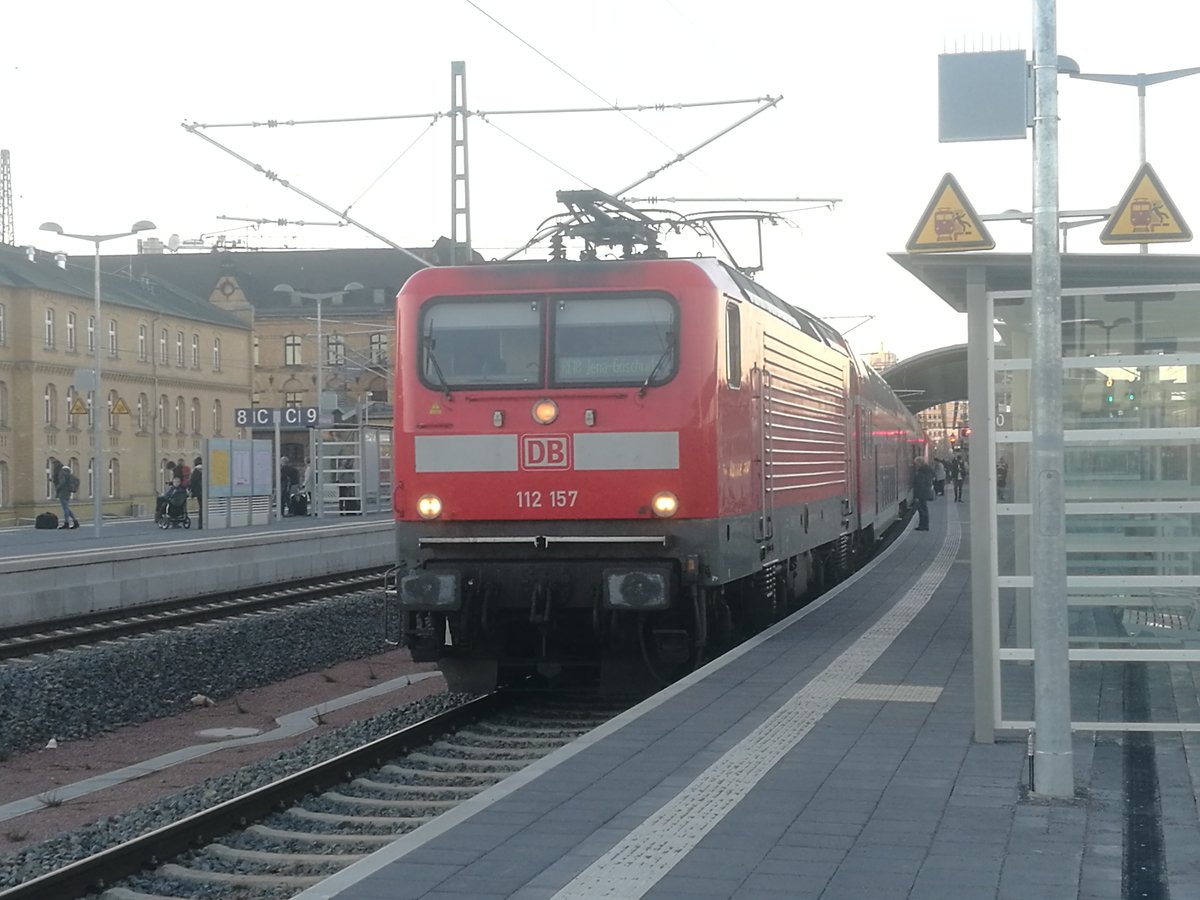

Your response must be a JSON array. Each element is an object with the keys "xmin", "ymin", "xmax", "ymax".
[
  {"xmin": 932, "ymin": 457, "xmax": 947, "ymax": 497},
  {"xmin": 279, "ymin": 456, "xmax": 299, "ymax": 516},
  {"xmin": 950, "ymin": 453, "xmax": 968, "ymax": 502},
  {"xmin": 189, "ymin": 456, "xmax": 204, "ymax": 530},
  {"xmin": 50, "ymin": 457, "xmax": 81, "ymax": 530},
  {"xmin": 914, "ymin": 457, "xmax": 935, "ymax": 531},
  {"xmin": 175, "ymin": 458, "xmax": 190, "ymax": 489}
]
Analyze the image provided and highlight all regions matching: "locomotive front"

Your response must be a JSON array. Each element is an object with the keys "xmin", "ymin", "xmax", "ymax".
[{"xmin": 389, "ymin": 260, "xmax": 720, "ymax": 689}]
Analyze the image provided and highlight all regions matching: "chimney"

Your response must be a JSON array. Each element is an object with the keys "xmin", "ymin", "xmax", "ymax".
[
  {"xmin": 54, "ymin": 253, "xmax": 66, "ymax": 269},
  {"xmin": 139, "ymin": 237, "xmax": 165, "ymax": 254},
  {"xmin": 24, "ymin": 246, "xmax": 35, "ymax": 262}
]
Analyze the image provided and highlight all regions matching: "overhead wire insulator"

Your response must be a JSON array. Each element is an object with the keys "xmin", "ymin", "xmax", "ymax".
[{"xmin": 549, "ymin": 232, "xmax": 565, "ymax": 261}]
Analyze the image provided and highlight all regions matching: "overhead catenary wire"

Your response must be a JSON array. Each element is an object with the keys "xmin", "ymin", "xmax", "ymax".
[
  {"xmin": 477, "ymin": 116, "xmax": 597, "ymax": 190},
  {"xmin": 180, "ymin": 122, "xmax": 430, "ymax": 268}
]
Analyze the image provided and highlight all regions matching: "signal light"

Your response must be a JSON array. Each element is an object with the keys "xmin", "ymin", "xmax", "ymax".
[
  {"xmin": 949, "ymin": 434, "xmax": 957, "ymax": 443},
  {"xmin": 1105, "ymin": 394, "xmax": 1114, "ymax": 404},
  {"xmin": 962, "ymin": 427, "xmax": 972, "ymax": 438},
  {"xmin": 1126, "ymin": 391, "xmax": 1136, "ymax": 401}
]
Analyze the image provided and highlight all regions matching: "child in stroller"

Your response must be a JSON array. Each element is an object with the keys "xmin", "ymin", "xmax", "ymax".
[{"xmin": 156, "ymin": 478, "xmax": 191, "ymax": 529}]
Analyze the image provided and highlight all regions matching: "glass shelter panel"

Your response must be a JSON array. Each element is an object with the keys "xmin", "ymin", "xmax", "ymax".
[{"xmin": 991, "ymin": 285, "xmax": 1200, "ymax": 729}]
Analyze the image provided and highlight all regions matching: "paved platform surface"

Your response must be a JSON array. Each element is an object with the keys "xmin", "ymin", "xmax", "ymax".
[{"xmin": 295, "ymin": 498, "xmax": 1200, "ymax": 900}]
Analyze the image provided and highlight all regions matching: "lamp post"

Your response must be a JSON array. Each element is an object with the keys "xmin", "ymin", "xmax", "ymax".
[
  {"xmin": 273, "ymin": 282, "xmax": 364, "ymax": 518},
  {"xmin": 40, "ymin": 220, "xmax": 156, "ymax": 537},
  {"xmin": 1070, "ymin": 66, "xmax": 1200, "ymax": 253}
]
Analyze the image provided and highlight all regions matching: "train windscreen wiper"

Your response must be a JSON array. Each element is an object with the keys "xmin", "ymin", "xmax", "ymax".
[
  {"xmin": 638, "ymin": 332, "xmax": 673, "ymax": 398},
  {"xmin": 423, "ymin": 325, "xmax": 453, "ymax": 399}
]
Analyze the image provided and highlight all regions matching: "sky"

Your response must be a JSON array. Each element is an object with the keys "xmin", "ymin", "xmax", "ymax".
[{"xmin": 6, "ymin": 0, "xmax": 1200, "ymax": 362}]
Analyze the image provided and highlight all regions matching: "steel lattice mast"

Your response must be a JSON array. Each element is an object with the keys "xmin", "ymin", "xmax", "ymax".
[{"xmin": 0, "ymin": 150, "xmax": 13, "ymax": 246}]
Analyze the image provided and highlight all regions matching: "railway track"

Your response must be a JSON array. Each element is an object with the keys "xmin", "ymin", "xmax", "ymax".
[
  {"xmin": 0, "ymin": 569, "xmax": 390, "ymax": 661},
  {"xmin": 0, "ymin": 689, "xmax": 630, "ymax": 900}
]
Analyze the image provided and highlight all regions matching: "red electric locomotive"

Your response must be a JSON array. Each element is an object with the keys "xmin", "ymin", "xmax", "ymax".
[{"xmin": 388, "ymin": 197, "xmax": 922, "ymax": 691}]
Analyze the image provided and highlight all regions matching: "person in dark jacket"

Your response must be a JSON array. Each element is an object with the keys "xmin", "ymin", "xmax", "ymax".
[
  {"xmin": 50, "ymin": 457, "xmax": 81, "ymax": 529},
  {"xmin": 913, "ymin": 458, "xmax": 935, "ymax": 531},
  {"xmin": 189, "ymin": 456, "xmax": 204, "ymax": 530}
]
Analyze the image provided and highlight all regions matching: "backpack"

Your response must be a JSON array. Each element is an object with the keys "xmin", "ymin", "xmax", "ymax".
[{"xmin": 69, "ymin": 472, "xmax": 80, "ymax": 493}]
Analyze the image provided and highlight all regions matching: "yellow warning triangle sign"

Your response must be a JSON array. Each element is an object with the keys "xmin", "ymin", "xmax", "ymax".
[
  {"xmin": 111, "ymin": 397, "xmax": 131, "ymax": 415},
  {"xmin": 69, "ymin": 397, "xmax": 88, "ymax": 415},
  {"xmin": 1100, "ymin": 162, "xmax": 1192, "ymax": 245},
  {"xmin": 906, "ymin": 173, "xmax": 995, "ymax": 253}
]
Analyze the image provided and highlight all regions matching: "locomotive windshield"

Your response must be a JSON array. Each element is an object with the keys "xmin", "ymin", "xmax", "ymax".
[{"xmin": 419, "ymin": 292, "xmax": 677, "ymax": 390}]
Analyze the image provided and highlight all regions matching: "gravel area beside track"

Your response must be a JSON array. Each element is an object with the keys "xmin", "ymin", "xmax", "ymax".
[{"xmin": 0, "ymin": 590, "xmax": 471, "ymax": 891}]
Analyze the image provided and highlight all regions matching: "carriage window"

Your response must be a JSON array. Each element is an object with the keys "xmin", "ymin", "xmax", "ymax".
[
  {"xmin": 726, "ymin": 302, "xmax": 741, "ymax": 388},
  {"xmin": 552, "ymin": 294, "xmax": 677, "ymax": 387},
  {"xmin": 420, "ymin": 299, "xmax": 542, "ymax": 388}
]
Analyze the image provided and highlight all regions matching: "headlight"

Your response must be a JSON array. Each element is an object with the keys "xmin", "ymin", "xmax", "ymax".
[
  {"xmin": 416, "ymin": 494, "xmax": 443, "ymax": 519},
  {"xmin": 532, "ymin": 398, "xmax": 559, "ymax": 425},
  {"xmin": 651, "ymin": 491, "xmax": 678, "ymax": 518}
]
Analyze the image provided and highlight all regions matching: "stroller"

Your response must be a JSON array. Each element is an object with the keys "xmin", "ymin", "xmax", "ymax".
[{"xmin": 157, "ymin": 484, "xmax": 191, "ymax": 529}]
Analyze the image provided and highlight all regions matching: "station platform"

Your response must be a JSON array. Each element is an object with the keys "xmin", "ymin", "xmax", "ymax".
[
  {"xmin": 0, "ymin": 512, "xmax": 394, "ymax": 630},
  {"xmin": 296, "ymin": 498, "xmax": 1200, "ymax": 900}
]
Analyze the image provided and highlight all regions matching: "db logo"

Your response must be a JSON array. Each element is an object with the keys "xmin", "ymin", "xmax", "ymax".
[{"xmin": 521, "ymin": 434, "xmax": 571, "ymax": 469}]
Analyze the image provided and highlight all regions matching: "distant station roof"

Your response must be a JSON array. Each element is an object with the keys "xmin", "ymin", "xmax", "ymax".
[
  {"xmin": 882, "ymin": 344, "xmax": 967, "ymax": 413},
  {"xmin": 889, "ymin": 251, "xmax": 1200, "ymax": 312}
]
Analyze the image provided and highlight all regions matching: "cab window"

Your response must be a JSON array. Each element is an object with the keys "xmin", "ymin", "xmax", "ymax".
[{"xmin": 552, "ymin": 294, "xmax": 677, "ymax": 387}]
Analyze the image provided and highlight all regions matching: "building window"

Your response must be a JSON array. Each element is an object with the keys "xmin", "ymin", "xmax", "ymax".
[
  {"xmin": 0, "ymin": 380, "xmax": 6, "ymax": 427},
  {"xmin": 44, "ymin": 384, "xmax": 57, "ymax": 425},
  {"xmin": 87, "ymin": 390, "xmax": 95, "ymax": 428},
  {"xmin": 284, "ymin": 335, "xmax": 302, "ymax": 366},
  {"xmin": 327, "ymin": 333, "xmax": 346, "ymax": 366},
  {"xmin": 370, "ymin": 332, "xmax": 387, "ymax": 364},
  {"xmin": 212, "ymin": 399, "xmax": 223, "ymax": 435},
  {"xmin": 175, "ymin": 396, "xmax": 185, "ymax": 432},
  {"xmin": 109, "ymin": 320, "xmax": 118, "ymax": 357},
  {"xmin": 66, "ymin": 312, "xmax": 76, "ymax": 351},
  {"xmin": 139, "ymin": 325, "xmax": 148, "ymax": 361},
  {"xmin": 190, "ymin": 398, "xmax": 200, "ymax": 433},
  {"xmin": 159, "ymin": 394, "xmax": 168, "ymax": 432},
  {"xmin": 213, "ymin": 337, "xmax": 222, "ymax": 371},
  {"xmin": 88, "ymin": 457, "xmax": 95, "ymax": 499},
  {"xmin": 44, "ymin": 309, "xmax": 55, "ymax": 348},
  {"xmin": 108, "ymin": 389, "xmax": 119, "ymax": 429},
  {"xmin": 87, "ymin": 315, "xmax": 96, "ymax": 352},
  {"xmin": 137, "ymin": 393, "xmax": 148, "ymax": 431},
  {"xmin": 0, "ymin": 303, "xmax": 5, "ymax": 345},
  {"xmin": 284, "ymin": 391, "xmax": 303, "ymax": 408},
  {"xmin": 108, "ymin": 458, "xmax": 119, "ymax": 499},
  {"xmin": 176, "ymin": 332, "xmax": 184, "ymax": 367},
  {"xmin": 0, "ymin": 461, "xmax": 7, "ymax": 509},
  {"xmin": 45, "ymin": 458, "xmax": 55, "ymax": 500},
  {"xmin": 191, "ymin": 334, "xmax": 200, "ymax": 368},
  {"xmin": 253, "ymin": 335, "xmax": 260, "ymax": 366},
  {"xmin": 160, "ymin": 328, "xmax": 169, "ymax": 364}
]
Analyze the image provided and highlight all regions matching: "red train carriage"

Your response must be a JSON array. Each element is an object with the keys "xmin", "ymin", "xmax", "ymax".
[{"xmin": 388, "ymin": 257, "xmax": 920, "ymax": 690}]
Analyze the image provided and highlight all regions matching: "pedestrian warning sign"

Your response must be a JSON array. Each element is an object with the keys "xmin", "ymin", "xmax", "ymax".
[
  {"xmin": 111, "ymin": 397, "xmax": 131, "ymax": 415},
  {"xmin": 69, "ymin": 397, "xmax": 88, "ymax": 415},
  {"xmin": 906, "ymin": 173, "xmax": 995, "ymax": 253},
  {"xmin": 1100, "ymin": 163, "xmax": 1192, "ymax": 245}
]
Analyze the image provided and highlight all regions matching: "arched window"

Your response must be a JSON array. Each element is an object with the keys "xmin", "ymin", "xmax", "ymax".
[
  {"xmin": 190, "ymin": 397, "xmax": 200, "ymax": 433},
  {"xmin": 87, "ymin": 390, "xmax": 95, "ymax": 428},
  {"xmin": 0, "ymin": 303, "xmax": 5, "ymax": 345},
  {"xmin": 65, "ymin": 385, "xmax": 77, "ymax": 427},
  {"xmin": 45, "ymin": 458, "xmax": 55, "ymax": 500},
  {"xmin": 137, "ymin": 393, "xmax": 148, "ymax": 431},
  {"xmin": 108, "ymin": 458, "xmax": 119, "ymax": 499},
  {"xmin": 44, "ymin": 383, "xmax": 57, "ymax": 425},
  {"xmin": 213, "ymin": 337, "xmax": 222, "ymax": 371},
  {"xmin": 327, "ymin": 333, "xmax": 346, "ymax": 366},
  {"xmin": 212, "ymin": 398, "xmax": 223, "ymax": 435},
  {"xmin": 0, "ymin": 380, "xmax": 7, "ymax": 427},
  {"xmin": 108, "ymin": 389, "xmax": 119, "ymax": 429},
  {"xmin": 284, "ymin": 335, "xmax": 302, "ymax": 366},
  {"xmin": 138, "ymin": 325, "xmax": 148, "ymax": 361},
  {"xmin": 370, "ymin": 332, "xmax": 387, "ymax": 364},
  {"xmin": 175, "ymin": 396, "xmax": 185, "ymax": 432},
  {"xmin": 44, "ymin": 308, "xmax": 55, "ymax": 348},
  {"xmin": 176, "ymin": 332, "xmax": 184, "ymax": 367},
  {"xmin": 108, "ymin": 320, "xmax": 118, "ymax": 357},
  {"xmin": 0, "ymin": 461, "xmax": 8, "ymax": 508},
  {"xmin": 191, "ymin": 334, "xmax": 200, "ymax": 368},
  {"xmin": 159, "ymin": 394, "xmax": 169, "ymax": 433},
  {"xmin": 87, "ymin": 315, "xmax": 95, "ymax": 352},
  {"xmin": 160, "ymin": 328, "xmax": 169, "ymax": 364},
  {"xmin": 67, "ymin": 312, "xmax": 76, "ymax": 351}
]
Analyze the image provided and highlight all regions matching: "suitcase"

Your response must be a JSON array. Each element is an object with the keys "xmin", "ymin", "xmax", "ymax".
[
  {"xmin": 289, "ymin": 492, "xmax": 308, "ymax": 516},
  {"xmin": 35, "ymin": 512, "xmax": 59, "ymax": 529}
]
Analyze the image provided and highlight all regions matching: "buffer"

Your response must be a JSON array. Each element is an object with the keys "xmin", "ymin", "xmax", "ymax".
[
  {"xmin": 1100, "ymin": 162, "xmax": 1192, "ymax": 244},
  {"xmin": 906, "ymin": 173, "xmax": 995, "ymax": 253}
]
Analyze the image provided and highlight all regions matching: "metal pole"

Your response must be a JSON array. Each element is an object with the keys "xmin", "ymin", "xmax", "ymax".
[
  {"xmin": 316, "ymin": 294, "xmax": 324, "ymax": 519},
  {"xmin": 1138, "ymin": 85, "xmax": 1148, "ymax": 254},
  {"xmin": 1031, "ymin": 0, "xmax": 1073, "ymax": 798},
  {"xmin": 92, "ymin": 240, "xmax": 103, "ymax": 537}
]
